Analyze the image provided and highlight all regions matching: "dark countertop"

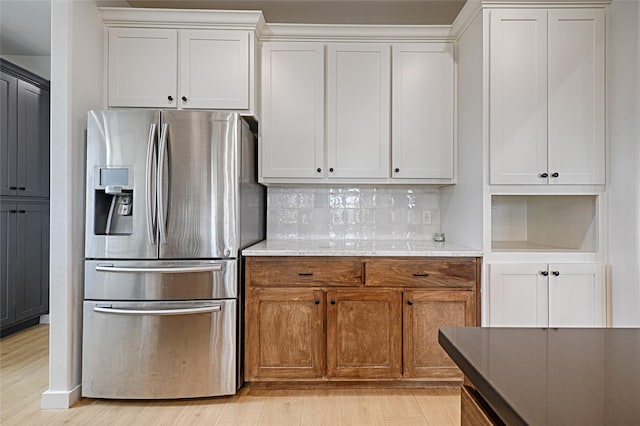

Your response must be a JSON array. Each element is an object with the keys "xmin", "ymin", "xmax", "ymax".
[{"xmin": 438, "ymin": 327, "xmax": 640, "ymax": 426}]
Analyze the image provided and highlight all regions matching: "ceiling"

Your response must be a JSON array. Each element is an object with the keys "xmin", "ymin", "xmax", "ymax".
[{"xmin": 0, "ymin": 0, "xmax": 465, "ymax": 57}]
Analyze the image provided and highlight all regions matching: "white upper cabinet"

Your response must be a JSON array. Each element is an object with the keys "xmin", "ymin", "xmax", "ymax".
[
  {"xmin": 489, "ymin": 9, "xmax": 605, "ymax": 185},
  {"xmin": 179, "ymin": 30, "xmax": 249, "ymax": 110},
  {"xmin": 108, "ymin": 27, "xmax": 251, "ymax": 110},
  {"xmin": 547, "ymin": 10, "xmax": 605, "ymax": 185},
  {"xmin": 392, "ymin": 43, "xmax": 454, "ymax": 180},
  {"xmin": 260, "ymin": 42, "xmax": 324, "ymax": 179},
  {"xmin": 109, "ymin": 28, "xmax": 178, "ymax": 108},
  {"xmin": 326, "ymin": 43, "xmax": 390, "ymax": 179}
]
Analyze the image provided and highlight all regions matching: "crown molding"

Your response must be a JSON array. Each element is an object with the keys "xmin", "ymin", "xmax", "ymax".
[
  {"xmin": 99, "ymin": 7, "xmax": 265, "ymax": 31},
  {"xmin": 260, "ymin": 23, "xmax": 453, "ymax": 42}
]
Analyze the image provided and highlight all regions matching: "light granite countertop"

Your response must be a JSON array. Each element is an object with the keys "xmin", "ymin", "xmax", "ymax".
[{"xmin": 242, "ymin": 239, "xmax": 483, "ymax": 257}]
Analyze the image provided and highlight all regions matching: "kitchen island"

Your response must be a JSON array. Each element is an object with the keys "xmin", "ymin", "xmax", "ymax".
[{"xmin": 438, "ymin": 327, "xmax": 640, "ymax": 425}]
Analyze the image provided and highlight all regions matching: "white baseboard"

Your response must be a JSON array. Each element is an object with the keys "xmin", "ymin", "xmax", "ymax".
[
  {"xmin": 41, "ymin": 385, "xmax": 81, "ymax": 409},
  {"xmin": 39, "ymin": 314, "xmax": 50, "ymax": 324}
]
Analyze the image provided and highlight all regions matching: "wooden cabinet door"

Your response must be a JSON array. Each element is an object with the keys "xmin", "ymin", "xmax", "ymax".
[
  {"xmin": 0, "ymin": 71, "xmax": 17, "ymax": 197},
  {"xmin": 179, "ymin": 30, "xmax": 250, "ymax": 110},
  {"xmin": 108, "ymin": 28, "xmax": 178, "ymax": 108},
  {"xmin": 245, "ymin": 288, "xmax": 325, "ymax": 380},
  {"xmin": 547, "ymin": 9, "xmax": 605, "ymax": 185},
  {"xmin": 0, "ymin": 203, "xmax": 17, "ymax": 328},
  {"xmin": 17, "ymin": 80, "xmax": 49, "ymax": 198},
  {"xmin": 327, "ymin": 43, "xmax": 390, "ymax": 179},
  {"xmin": 392, "ymin": 43, "xmax": 454, "ymax": 180},
  {"xmin": 15, "ymin": 203, "xmax": 49, "ymax": 321},
  {"xmin": 489, "ymin": 9, "xmax": 548, "ymax": 185},
  {"xmin": 488, "ymin": 263, "xmax": 548, "ymax": 327},
  {"xmin": 548, "ymin": 263, "xmax": 604, "ymax": 327},
  {"xmin": 327, "ymin": 289, "xmax": 402, "ymax": 379},
  {"xmin": 403, "ymin": 290, "xmax": 474, "ymax": 379},
  {"xmin": 261, "ymin": 42, "xmax": 324, "ymax": 179}
]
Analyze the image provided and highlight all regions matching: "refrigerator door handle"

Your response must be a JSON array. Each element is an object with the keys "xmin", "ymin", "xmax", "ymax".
[
  {"xmin": 157, "ymin": 122, "xmax": 169, "ymax": 245},
  {"xmin": 93, "ymin": 304, "xmax": 222, "ymax": 316},
  {"xmin": 145, "ymin": 123, "xmax": 157, "ymax": 245},
  {"xmin": 95, "ymin": 264, "xmax": 223, "ymax": 273}
]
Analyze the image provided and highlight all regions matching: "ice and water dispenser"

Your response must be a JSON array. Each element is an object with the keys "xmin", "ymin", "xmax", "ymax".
[{"xmin": 92, "ymin": 167, "xmax": 133, "ymax": 236}]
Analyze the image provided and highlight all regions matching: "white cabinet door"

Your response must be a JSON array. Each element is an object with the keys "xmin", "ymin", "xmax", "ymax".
[
  {"xmin": 179, "ymin": 30, "xmax": 250, "ymax": 110},
  {"xmin": 489, "ymin": 263, "xmax": 548, "ymax": 327},
  {"xmin": 547, "ymin": 10, "xmax": 605, "ymax": 185},
  {"xmin": 392, "ymin": 43, "xmax": 454, "ymax": 180},
  {"xmin": 489, "ymin": 10, "xmax": 548, "ymax": 185},
  {"xmin": 327, "ymin": 43, "xmax": 390, "ymax": 179},
  {"xmin": 261, "ymin": 43, "xmax": 324, "ymax": 179},
  {"xmin": 109, "ymin": 28, "xmax": 178, "ymax": 108},
  {"xmin": 548, "ymin": 263, "xmax": 604, "ymax": 327}
]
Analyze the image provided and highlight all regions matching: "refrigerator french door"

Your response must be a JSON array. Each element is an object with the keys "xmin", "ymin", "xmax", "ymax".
[{"xmin": 82, "ymin": 110, "xmax": 265, "ymax": 399}]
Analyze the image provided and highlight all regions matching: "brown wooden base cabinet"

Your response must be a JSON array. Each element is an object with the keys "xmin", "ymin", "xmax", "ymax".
[{"xmin": 244, "ymin": 256, "xmax": 481, "ymax": 385}]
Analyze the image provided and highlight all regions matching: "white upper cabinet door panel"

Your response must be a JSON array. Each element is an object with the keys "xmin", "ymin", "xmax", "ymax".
[
  {"xmin": 179, "ymin": 30, "xmax": 249, "ymax": 110},
  {"xmin": 547, "ymin": 10, "xmax": 605, "ymax": 185},
  {"xmin": 327, "ymin": 43, "xmax": 391, "ymax": 179},
  {"xmin": 392, "ymin": 43, "xmax": 454, "ymax": 180},
  {"xmin": 548, "ymin": 263, "xmax": 604, "ymax": 327},
  {"xmin": 109, "ymin": 28, "xmax": 178, "ymax": 108},
  {"xmin": 488, "ymin": 263, "xmax": 549, "ymax": 327},
  {"xmin": 489, "ymin": 10, "xmax": 548, "ymax": 185},
  {"xmin": 261, "ymin": 43, "xmax": 324, "ymax": 179}
]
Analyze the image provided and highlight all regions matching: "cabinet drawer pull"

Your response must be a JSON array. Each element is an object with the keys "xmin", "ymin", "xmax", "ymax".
[
  {"xmin": 551, "ymin": 172, "xmax": 559, "ymax": 178},
  {"xmin": 298, "ymin": 273, "xmax": 314, "ymax": 276},
  {"xmin": 540, "ymin": 271, "xmax": 549, "ymax": 276},
  {"xmin": 552, "ymin": 271, "xmax": 560, "ymax": 276},
  {"xmin": 540, "ymin": 172, "xmax": 548, "ymax": 178},
  {"xmin": 412, "ymin": 273, "xmax": 429, "ymax": 277}
]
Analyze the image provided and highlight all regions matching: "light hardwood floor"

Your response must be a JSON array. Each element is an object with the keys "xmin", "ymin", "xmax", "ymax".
[{"xmin": 0, "ymin": 325, "xmax": 461, "ymax": 425}]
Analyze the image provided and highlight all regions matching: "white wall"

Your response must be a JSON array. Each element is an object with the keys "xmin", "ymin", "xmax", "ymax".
[
  {"xmin": 42, "ymin": 0, "xmax": 104, "ymax": 409},
  {"xmin": 440, "ymin": 11, "xmax": 484, "ymax": 250},
  {"xmin": 0, "ymin": 55, "xmax": 51, "ymax": 79},
  {"xmin": 608, "ymin": 0, "xmax": 640, "ymax": 326}
]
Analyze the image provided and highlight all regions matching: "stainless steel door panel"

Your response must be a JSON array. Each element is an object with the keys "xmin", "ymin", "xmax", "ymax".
[
  {"xmin": 84, "ymin": 260, "xmax": 237, "ymax": 300},
  {"xmin": 82, "ymin": 299, "xmax": 237, "ymax": 399},
  {"xmin": 85, "ymin": 110, "xmax": 159, "ymax": 259},
  {"xmin": 159, "ymin": 111, "xmax": 239, "ymax": 259}
]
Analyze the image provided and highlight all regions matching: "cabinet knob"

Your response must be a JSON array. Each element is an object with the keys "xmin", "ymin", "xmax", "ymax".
[
  {"xmin": 314, "ymin": 300, "xmax": 320, "ymax": 305},
  {"xmin": 552, "ymin": 271, "xmax": 560, "ymax": 276},
  {"xmin": 167, "ymin": 95, "xmax": 174, "ymax": 102},
  {"xmin": 551, "ymin": 172, "xmax": 559, "ymax": 178},
  {"xmin": 540, "ymin": 271, "xmax": 549, "ymax": 276},
  {"xmin": 330, "ymin": 300, "xmax": 336, "ymax": 305},
  {"xmin": 395, "ymin": 168, "xmax": 400, "ymax": 173},
  {"xmin": 9, "ymin": 186, "xmax": 17, "ymax": 190},
  {"xmin": 329, "ymin": 168, "xmax": 334, "ymax": 173},
  {"xmin": 540, "ymin": 172, "xmax": 549, "ymax": 178},
  {"xmin": 317, "ymin": 168, "xmax": 322, "ymax": 173},
  {"xmin": 18, "ymin": 210, "xmax": 26, "ymax": 213},
  {"xmin": 407, "ymin": 300, "xmax": 413, "ymax": 306},
  {"xmin": 181, "ymin": 96, "xmax": 187, "ymax": 102},
  {"xmin": 18, "ymin": 187, "xmax": 25, "ymax": 190}
]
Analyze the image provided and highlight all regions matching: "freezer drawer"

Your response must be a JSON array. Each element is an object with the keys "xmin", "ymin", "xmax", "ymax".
[
  {"xmin": 84, "ymin": 259, "xmax": 236, "ymax": 300},
  {"xmin": 82, "ymin": 299, "xmax": 237, "ymax": 399}
]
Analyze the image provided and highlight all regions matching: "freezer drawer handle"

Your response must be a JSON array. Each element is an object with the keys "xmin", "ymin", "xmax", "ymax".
[
  {"xmin": 93, "ymin": 304, "xmax": 222, "ymax": 316},
  {"xmin": 95, "ymin": 264, "xmax": 223, "ymax": 273}
]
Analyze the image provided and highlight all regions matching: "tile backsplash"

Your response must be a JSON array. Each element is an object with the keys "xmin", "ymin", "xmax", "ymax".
[{"xmin": 267, "ymin": 187, "xmax": 440, "ymax": 240}]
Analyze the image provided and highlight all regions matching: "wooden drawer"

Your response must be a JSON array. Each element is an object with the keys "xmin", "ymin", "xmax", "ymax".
[
  {"xmin": 365, "ymin": 258, "xmax": 477, "ymax": 288},
  {"xmin": 247, "ymin": 257, "xmax": 363, "ymax": 287}
]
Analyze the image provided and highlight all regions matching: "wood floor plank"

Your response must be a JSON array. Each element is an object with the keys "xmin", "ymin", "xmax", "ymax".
[{"xmin": 1, "ymin": 325, "xmax": 462, "ymax": 426}]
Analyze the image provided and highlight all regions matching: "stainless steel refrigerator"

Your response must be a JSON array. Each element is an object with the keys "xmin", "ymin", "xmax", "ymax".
[{"xmin": 81, "ymin": 110, "xmax": 265, "ymax": 399}]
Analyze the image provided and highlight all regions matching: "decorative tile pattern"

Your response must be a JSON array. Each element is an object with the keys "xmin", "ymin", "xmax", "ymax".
[{"xmin": 266, "ymin": 187, "xmax": 440, "ymax": 240}]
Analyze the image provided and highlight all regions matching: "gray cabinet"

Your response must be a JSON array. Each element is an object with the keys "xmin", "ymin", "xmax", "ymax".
[
  {"xmin": 0, "ymin": 202, "xmax": 49, "ymax": 329},
  {"xmin": 1, "ymin": 60, "xmax": 50, "ymax": 334},
  {"xmin": 0, "ymin": 69, "xmax": 49, "ymax": 197}
]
